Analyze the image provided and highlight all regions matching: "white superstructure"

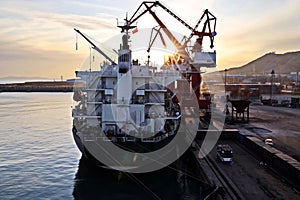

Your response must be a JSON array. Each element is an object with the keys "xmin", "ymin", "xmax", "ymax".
[{"xmin": 73, "ymin": 32, "xmax": 184, "ymax": 143}]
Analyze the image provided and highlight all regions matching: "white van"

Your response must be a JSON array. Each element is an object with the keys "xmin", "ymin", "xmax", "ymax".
[{"xmin": 264, "ymin": 138, "xmax": 273, "ymax": 146}]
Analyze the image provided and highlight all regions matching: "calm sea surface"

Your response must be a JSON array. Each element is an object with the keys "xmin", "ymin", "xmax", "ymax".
[
  {"xmin": 0, "ymin": 93, "xmax": 81, "ymax": 199},
  {"xmin": 0, "ymin": 93, "xmax": 202, "ymax": 200}
]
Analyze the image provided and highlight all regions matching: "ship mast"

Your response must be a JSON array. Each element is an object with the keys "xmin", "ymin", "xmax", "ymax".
[{"xmin": 117, "ymin": 13, "xmax": 137, "ymax": 50}]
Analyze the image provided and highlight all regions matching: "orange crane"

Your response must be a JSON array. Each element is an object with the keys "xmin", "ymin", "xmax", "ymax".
[
  {"xmin": 127, "ymin": 1, "xmax": 216, "ymax": 61},
  {"xmin": 125, "ymin": 1, "xmax": 217, "ymax": 103}
]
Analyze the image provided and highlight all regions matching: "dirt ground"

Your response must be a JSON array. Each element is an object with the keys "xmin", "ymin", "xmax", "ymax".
[{"xmin": 229, "ymin": 105, "xmax": 300, "ymax": 161}]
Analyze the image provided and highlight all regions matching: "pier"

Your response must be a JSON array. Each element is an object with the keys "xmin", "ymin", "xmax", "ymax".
[
  {"xmin": 193, "ymin": 102, "xmax": 300, "ymax": 199},
  {"xmin": 195, "ymin": 127, "xmax": 300, "ymax": 199}
]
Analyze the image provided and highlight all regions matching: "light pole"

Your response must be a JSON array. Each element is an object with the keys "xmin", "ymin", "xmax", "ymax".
[
  {"xmin": 224, "ymin": 69, "xmax": 228, "ymax": 91},
  {"xmin": 270, "ymin": 70, "xmax": 275, "ymax": 101},
  {"xmin": 297, "ymin": 72, "xmax": 299, "ymax": 88}
]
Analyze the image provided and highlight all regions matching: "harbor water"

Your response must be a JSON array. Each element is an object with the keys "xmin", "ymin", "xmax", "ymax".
[
  {"xmin": 0, "ymin": 93, "xmax": 203, "ymax": 200},
  {"xmin": 0, "ymin": 93, "xmax": 80, "ymax": 199}
]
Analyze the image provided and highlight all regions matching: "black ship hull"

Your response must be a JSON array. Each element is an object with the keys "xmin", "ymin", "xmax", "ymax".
[{"xmin": 72, "ymin": 126, "xmax": 178, "ymax": 169}]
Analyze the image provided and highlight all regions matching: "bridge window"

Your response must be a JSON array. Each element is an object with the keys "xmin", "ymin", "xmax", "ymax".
[{"xmin": 118, "ymin": 53, "xmax": 129, "ymax": 62}]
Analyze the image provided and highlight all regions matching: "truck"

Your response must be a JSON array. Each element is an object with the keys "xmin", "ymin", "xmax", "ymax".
[{"xmin": 217, "ymin": 144, "xmax": 233, "ymax": 162}]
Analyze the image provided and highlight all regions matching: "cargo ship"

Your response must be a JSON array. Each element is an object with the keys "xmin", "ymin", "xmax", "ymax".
[{"xmin": 71, "ymin": 1, "xmax": 217, "ymax": 172}]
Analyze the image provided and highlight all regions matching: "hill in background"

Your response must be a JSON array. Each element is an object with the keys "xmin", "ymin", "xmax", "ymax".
[{"xmin": 226, "ymin": 51, "xmax": 300, "ymax": 75}]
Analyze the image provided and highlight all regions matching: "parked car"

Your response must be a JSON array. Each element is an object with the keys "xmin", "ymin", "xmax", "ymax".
[
  {"xmin": 264, "ymin": 138, "xmax": 273, "ymax": 146},
  {"xmin": 216, "ymin": 144, "xmax": 233, "ymax": 162},
  {"xmin": 281, "ymin": 100, "xmax": 290, "ymax": 107}
]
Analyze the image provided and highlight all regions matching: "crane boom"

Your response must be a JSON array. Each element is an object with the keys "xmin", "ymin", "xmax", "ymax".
[
  {"xmin": 144, "ymin": 4, "xmax": 190, "ymax": 60},
  {"xmin": 128, "ymin": 1, "xmax": 189, "ymax": 60},
  {"xmin": 147, "ymin": 26, "xmax": 166, "ymax": 53},
  {"xmin": 127, "ymin": 1, "xmax": 216, "ymax": 60},
  {"xmin": 151, "ymin": 2, "xmax": 216, "ymax": 49},
  {"xmin": 186, "ymin": 9, "xmax": 216, "ymax": 49},
  {"xmin": 129, "ymin": 1, "xmax": 194, "ymax": 32},
  {"xmin": 74, "ymin": 28, "xmax": 116, "ymax": 65}
]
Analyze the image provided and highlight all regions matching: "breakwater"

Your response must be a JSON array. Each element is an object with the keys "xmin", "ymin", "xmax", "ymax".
[{"xmin": 0, "ymin": 81, "xmax": 84, "ymax": 92}]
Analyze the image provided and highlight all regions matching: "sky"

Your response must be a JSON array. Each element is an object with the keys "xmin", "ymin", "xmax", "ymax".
[{"xmin": 0, "ymin": 0, "xmax": 299, "ymax": 80}]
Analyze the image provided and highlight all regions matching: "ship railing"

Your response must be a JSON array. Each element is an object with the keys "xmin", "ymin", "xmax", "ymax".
[
  {"xmin": 99, "ymin": 133, "xmax": 175, "ymax": 143},
  {"xmin": 87, "ymin": 75, "xmax": 99, "ymax": 89},
  {"xmin": 83, "ymin": 135, "xmax": 97, "ymax": 141},
  {"xmin": 103, "ymin": 137, "xmax": 112, "ymax": 142},
  {"xmin": 145, "ymin": 102, "xmax": 165, "ymax": 105},
  {"xmin": 73, "ymin": 115, "xmax": 102, "ymax": 119},
  {"xmin": 141, "ymin": 138, "xmax": 155, "ymax": 143},
  {"xmin": 148, "ymin": 92, "xmax": 163, "ymax": 103},
  {"xmin": 86, "ymin": 101, "xmax": 103, "ymax": 105},
  {"xmin": 145, "ymin": 89, "xmax": 167, "ymax": 92},
  {"xmin": 164, "ymin": 115, "xmax": 181, "ymax": 120},
  {"xmin": 126, "ymin": 137, "xmax": 136, "ymax": 142},
  {"xmin": 102, "ymin": 136, "xmax": 137, "ymax": 142}
]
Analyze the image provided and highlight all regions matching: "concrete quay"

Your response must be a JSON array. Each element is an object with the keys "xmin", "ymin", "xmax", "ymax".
[{"xmin": 196, "ymin": 127, "xmax": 300, "ymax": 199}]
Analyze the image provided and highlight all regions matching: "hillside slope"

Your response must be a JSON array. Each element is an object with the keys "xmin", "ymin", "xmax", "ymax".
[{"xmin": 228, "ymin": 51, "xmax": 300, "ymax": 75}]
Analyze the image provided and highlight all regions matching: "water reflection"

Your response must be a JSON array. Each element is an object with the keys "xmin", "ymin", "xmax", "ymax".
[{"xmin": 73, "ymin": 150, "xmax": 206, "ymax": 200}]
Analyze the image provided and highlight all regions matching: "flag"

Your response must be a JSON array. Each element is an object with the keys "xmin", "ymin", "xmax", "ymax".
[{"xmin": 132, "ymin": 27, "xmax": 138, "ymax": 34}]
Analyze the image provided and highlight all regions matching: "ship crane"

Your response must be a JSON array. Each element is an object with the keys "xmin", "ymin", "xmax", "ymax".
[{"xmin": 74, "ymin": 28, "xmax": 116, "ymax": 65}]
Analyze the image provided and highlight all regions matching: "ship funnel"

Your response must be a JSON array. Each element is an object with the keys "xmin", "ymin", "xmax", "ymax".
[{"xmin": 122, "ymin": 34, "xmax": 129, "ymax": 50}]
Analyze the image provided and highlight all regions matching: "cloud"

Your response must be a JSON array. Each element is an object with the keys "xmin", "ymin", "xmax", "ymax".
[
  {"xmin": 211, "ymin": 0, "xmax": 300, "ymax": 69},
  {"xmin": 0, "ymin": 0, "xmax": 299, "ymax": 78},
  {"xmin": 0, "ymin": 2, "xmax": 120, "ymax": 43},
  {"xmin": 0, "ymin": 43, "xmax": 84, "ymax": 78},
  {"xmin": 0, "ymin": 7, "xmax": 97, "ymax": 78},
  {"xmin": 0, "ymin": 2, "xmax": 120, "ymax": 78},
  {"xmin": 71, "ymin": 1, "xmax": 124, "ymax": 13}
]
